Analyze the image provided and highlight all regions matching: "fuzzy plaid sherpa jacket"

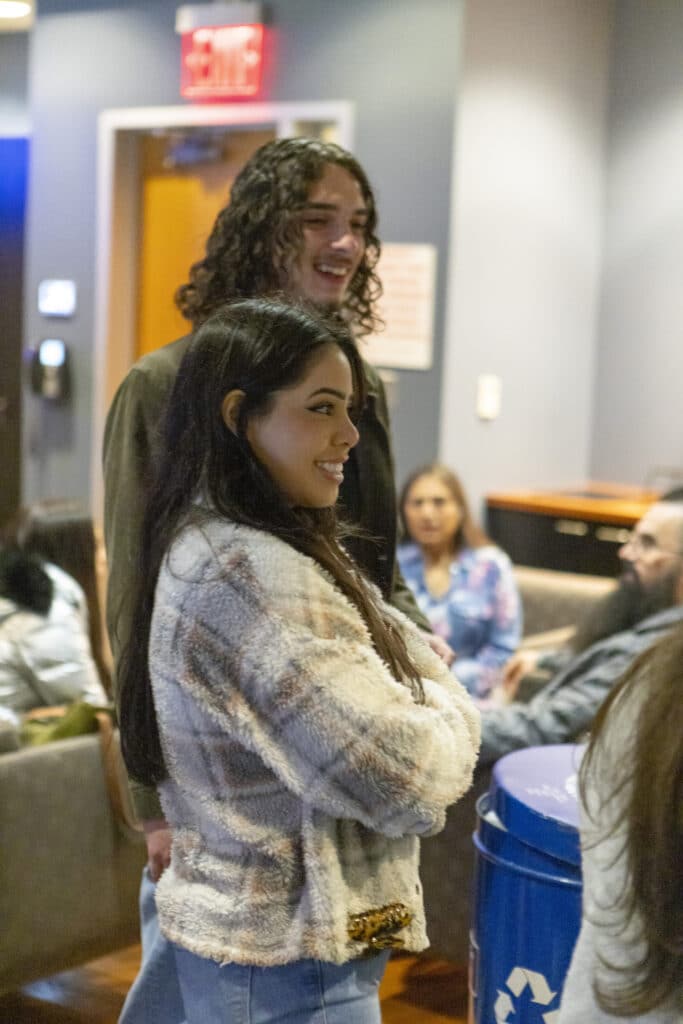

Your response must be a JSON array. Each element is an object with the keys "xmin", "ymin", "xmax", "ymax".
[{"xmin": 151, "ymin": 517, "xmax": 481, "ymax": 967}]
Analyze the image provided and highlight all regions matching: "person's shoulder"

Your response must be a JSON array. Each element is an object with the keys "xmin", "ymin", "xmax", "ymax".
[
  {"xmin": 0, "ymin": 569, "xmax": 55, "ymax": 633},
  {"xmin": 397, "ymin": 542, "xmax": 423, "ymax": 571},
  {"xmin": 165, "ymin": 519, "xmax": 361, "ymax": 631},
  {"xmin": 111, "ymin": 335, "xmax": 192, "ymax": 405},
  {"xmin": 0, "ymin": 595, "xmax": 30, "ymax": 632},
  {"xmin": 127, "ymin": 334, "xmax": 193, "ymax": 384},
  {"xmin": 43, "ymin": 562, "xmax": 84, "ymax": 603},
  {"xmin": 635, "ymin": 602, "xmax": 683, "ymax": 635},
  {"xmin": 469, "ymin": 544, "xmax": 514, "ymax": 572},
  {"xmin": 230, "ymin": 525, "xmax": 332, "ymax": 595},
  {"xmin": 0, "ymin": 601, "xmax": 42, "ymax": 638},
  {"xmin": 592, "ymin": 603, "xmax": 683, "ymax": 655},
  {"xmin": 223, "ymin": 525, "xmax": 366, "ymax": 628},
  {"xmin": 398, "ymin": 541, "xmax": 421, "ymax": 560},
  {"xmin": 164, "ymin": 518, "xmax": 312, "ymax": 588},
  {"xmin": 40, "ymin": 563, "xmax": 87, "ymax": 622},
  {"xmin": 106, "ymin": 335, "xmax": 193, "ymax": 434},
  {"xmin": 164, "ymin": 516, "xmax": 237, "ymax": 575}
]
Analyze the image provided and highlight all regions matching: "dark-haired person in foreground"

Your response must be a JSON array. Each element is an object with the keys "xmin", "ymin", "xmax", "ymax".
[
  {"xmin": 479, "ymin": 497, "xmax": 683, "ymax": 765},
  {"xmin": 558, "ymin": 623, "xmax": 683, "ymax": 1022},
  {"xmin": 117, "ymin": 299, "xmax": 479, "ymax": 1022},
  {"xmin": 103, "ymin": 138, "xmax": 443, "ymax": 1023}
]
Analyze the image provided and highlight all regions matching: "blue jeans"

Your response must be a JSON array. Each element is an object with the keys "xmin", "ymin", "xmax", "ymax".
[
  {"xmin": 173, "ymin": 945, "xmax": 390, "ymax": 1023},
  {"xmin": 118, "ymin": 867, "xmax": 187, "ymax": 1024}
]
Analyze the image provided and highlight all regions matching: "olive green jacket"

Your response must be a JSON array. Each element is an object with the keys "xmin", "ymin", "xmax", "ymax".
[{"xmin": 103, "ymin": 334, "xmax": 429, "ymax": 821}]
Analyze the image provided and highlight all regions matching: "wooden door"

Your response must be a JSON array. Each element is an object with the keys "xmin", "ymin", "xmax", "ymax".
[{"xmin": 135, "ymin": 128, "xmax": 275, "ymax": 358}]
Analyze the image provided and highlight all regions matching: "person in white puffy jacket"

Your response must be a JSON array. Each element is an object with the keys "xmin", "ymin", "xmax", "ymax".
[{"xmin": 0, "ymin": 548, "xmax": 107, "ymax": 715}]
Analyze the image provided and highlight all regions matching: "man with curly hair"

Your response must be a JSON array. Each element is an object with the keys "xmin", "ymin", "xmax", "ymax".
[{"xmin": 103, "ymin": 137, "xmax": 441, "ymax": 1023}]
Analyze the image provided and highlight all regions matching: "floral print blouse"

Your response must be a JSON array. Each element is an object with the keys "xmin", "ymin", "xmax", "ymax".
[{"xmin": 397, "ymin": 542, "xmax": 522, "ymax": 699}]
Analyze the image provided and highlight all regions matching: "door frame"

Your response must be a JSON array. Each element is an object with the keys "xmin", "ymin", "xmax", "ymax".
[
  {"xmin": 0, "ymin": 135, "xmax": 29, "ymax": 527},
  {"xmin": 91, "ymin": 100, "xmax": 354, "ymax": 519}
]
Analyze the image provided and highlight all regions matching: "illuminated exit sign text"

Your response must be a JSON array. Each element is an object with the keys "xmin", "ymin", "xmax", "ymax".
[{"xmin": 180, "ymin": 23, "xmax": 264, "ymax": 98}]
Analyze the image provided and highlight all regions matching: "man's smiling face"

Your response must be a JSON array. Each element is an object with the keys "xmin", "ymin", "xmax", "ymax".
[{"xmin": 286, "ymin": 163, "xmax": 368, "ymax": 309}]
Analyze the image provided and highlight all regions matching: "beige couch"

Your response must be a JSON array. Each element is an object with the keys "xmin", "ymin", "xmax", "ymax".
[
  {"xmin": 0, "ymin": 731, "xmax": 146, "ymax": 995},
  {"xmin": 513, "ymin": 565, "xmax": 613, "ymax": 635}
]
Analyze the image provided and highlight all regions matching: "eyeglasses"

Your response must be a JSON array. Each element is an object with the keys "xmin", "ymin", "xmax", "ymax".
[{"xmin": 621, "ymin": 530, "xmax": 682, "ymax": 557}]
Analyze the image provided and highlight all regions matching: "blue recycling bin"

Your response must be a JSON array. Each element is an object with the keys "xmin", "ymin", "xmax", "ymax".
[{"xmin": 469, "ymin": 745, "xmax": 584, "ymax": 1023}]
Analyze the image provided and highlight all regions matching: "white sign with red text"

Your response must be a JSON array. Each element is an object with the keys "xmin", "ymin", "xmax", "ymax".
[{"xmin": 363, "ymin": 243, "xmax": 436, "ymax": 371}]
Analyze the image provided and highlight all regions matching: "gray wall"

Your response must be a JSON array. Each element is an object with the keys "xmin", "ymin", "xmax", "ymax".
[
  {"xmin": 439, "ymin": 0, "xmax": 613, "ymax": 518},
  {"xmin": 21, "ymin": 0, "xmax": 463, "ymax": 506},
  {"xmin": 0, "ymin": 32, "xmax": 29, "ymax": 135},
  {"xmin": 18, "ymin": 0, "xmax": 683, "ymax": 516},
  {"xmin": 23, "ymin": 0, "xmax": 184, "ymax": 502},
  {"xmin": 590, "ymin": 0, "xmax": 683, "ymax": 491}
]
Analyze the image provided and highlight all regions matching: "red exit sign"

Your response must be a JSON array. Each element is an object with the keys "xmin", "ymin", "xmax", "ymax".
[{"xmin": 180, "ymin": 23, "xmax": 264, "ymax": 98}]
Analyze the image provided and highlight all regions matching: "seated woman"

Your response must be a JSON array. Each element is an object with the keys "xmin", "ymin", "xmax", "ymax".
[
  {"xmin": 0, "ymin": 546, "xmax": 107, "ymax": 715},
  {"xmin": 398, "ymin": 464, "xmax": 521, "ymax": 700}
]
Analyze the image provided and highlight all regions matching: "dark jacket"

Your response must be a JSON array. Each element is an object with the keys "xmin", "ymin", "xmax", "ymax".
[
  {"xmin": 479, "ymin": 603, "xmax": 683, "ymax": 765},
  {"xmin": 103, "ymin": 334, "xmax": 429, "ymax": 819}
]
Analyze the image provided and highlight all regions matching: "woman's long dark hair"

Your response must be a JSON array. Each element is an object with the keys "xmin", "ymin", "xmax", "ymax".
[
  {"xmin": 175, "ymin": 137, "xmax": 382, "ymax": 337},
  {"xmin": 580, "ymin": 624, "xmax": 683, "ymax": 1016},
  {"xmin": 119, "ymin": 299, "xmax": 422, "ymax": 786},
  {"xmin": 398, "ymin": 463, "xmax": 489, "ymax": 552}
]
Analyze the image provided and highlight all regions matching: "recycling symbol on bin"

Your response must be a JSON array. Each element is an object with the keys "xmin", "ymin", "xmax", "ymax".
[{"xmin": 494, "ymin": 966, "xmax": 561, "ymax": 1023}]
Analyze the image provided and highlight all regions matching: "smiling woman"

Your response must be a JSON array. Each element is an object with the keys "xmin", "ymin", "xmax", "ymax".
[
  {"xmin": 114, "ymin": 297, "xmax": 480, "ymax": 1024},
  {"xmin": 221, "ymin": 342, "xmax": 359, "ymax": 508}
]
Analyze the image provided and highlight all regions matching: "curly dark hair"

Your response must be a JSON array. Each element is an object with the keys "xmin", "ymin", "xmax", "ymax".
[{"xmin": 175, "ymin": 137, "xmax": 382, "ymax": 337}]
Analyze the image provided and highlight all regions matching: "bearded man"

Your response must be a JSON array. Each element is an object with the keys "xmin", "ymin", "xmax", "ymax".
[{"xmin": 479, "ymin": 495, "xmax": 683, "ymax": 766}]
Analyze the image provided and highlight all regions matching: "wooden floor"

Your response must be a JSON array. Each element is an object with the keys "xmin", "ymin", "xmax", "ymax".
[{"xmin": 0, "ymin": 945, "xmax": 468, "ymax": 1023}]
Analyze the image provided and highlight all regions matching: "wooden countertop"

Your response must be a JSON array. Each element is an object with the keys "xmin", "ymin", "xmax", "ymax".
[{"xmin": 485, "ymin": 482, "xmax": 660, "ymax": 526}]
